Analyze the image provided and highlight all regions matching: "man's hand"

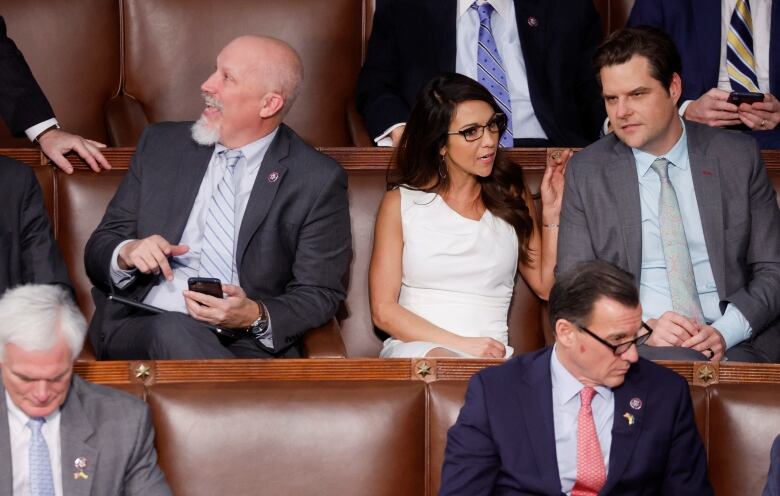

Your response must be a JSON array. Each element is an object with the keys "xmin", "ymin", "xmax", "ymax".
[
  {"xmin": 738, "ymin": 93, "xmax": 780, "ymax": 130},
  {"xmin": 117, "ymin": 235, "xmax": 188, "ymax": 280},
  {"xmin": 681, "ymin": 325, "xmax": 726, "ymax": 362},
  {"xmin": 37, "ymin": 128, "xmax": 111, "ymax": 173},
  {"xmin": 646, "ymin": 311, "xmax": 699, "ymax": 347},
  {"xmin": 683, "ymin": 88, "xmax": 741, "ymax": 128},
  {"xmin": 455, "ymin": 336, "xmax": 506, "ymax": 359},
  {"xmin": 184, "ymin": 284, "xmax": 260, "ymax": 329},
  {"xmin": 390, "ymin": 125, "xmax": 405, "ymax": 146}
]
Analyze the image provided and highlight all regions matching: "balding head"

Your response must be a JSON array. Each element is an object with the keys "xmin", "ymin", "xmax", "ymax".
[{"xmin": 193, "ymin": 35, "xmax": 304, "ymax": 148}]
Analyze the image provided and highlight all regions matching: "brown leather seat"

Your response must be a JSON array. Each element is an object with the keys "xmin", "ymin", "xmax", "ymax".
[{"xmin": 0, "ymin": 3, "xmax": 120, "ymax": 146}]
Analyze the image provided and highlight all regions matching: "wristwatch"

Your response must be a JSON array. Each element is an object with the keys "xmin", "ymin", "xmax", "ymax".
[{"xmin": 247, "ymin": 301, "xmax": 269, "ymax": 339}]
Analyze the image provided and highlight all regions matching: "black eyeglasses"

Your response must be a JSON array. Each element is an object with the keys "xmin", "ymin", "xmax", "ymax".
[
  {"xmin": 446, "ymin": 113, "xmax": 507, "ymax": 142},
  {"xmin": 575, "ymin": 322, "xmax": 653, "ymax": 356}
]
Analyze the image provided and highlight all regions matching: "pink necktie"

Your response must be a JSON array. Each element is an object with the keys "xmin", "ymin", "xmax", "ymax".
[{"xmin": 572, "ymin": 387, "xmax": 606, "ymax": 496}]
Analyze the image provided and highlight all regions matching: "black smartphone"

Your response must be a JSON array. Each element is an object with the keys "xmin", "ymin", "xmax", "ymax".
[
  {"xmin": 187, "ymin": 277, "xmax": 223, "ymax": 298},
  {"xmin": 727, "ymin": 91, "xmax": 764, "ymax": 105}
]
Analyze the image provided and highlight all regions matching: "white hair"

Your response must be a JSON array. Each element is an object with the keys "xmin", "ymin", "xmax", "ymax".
[
  {"xmin": 0, "ymin": 284, "xmax": 86, "ymax": 361},
  {"xmin": 191, "ymin": 115, "xmax": 221, "ymax": 146}
]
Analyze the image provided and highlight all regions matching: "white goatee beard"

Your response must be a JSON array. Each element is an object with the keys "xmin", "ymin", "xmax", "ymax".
[{"xmin": 191, "ymin": 115, "xmax": 221, "ymax": 146}]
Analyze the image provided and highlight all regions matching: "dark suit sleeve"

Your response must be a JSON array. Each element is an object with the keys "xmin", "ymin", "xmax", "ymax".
[
  {"xmin": 355, "ymin": 2, "xmax": 413, "ymax": 140},
  {"xmin": 765, "ymin": 435, "xmax": 780, "ymax": 496},
  {"xmin": 662, "ymin": 377, "xmax": 713, "ymax": 495},
  {"xmin": 123, "ymin": 403, "xmax": 172, "ymax": 496},
  {"xmin": 262, "ymin": 164, "xmax": 351, "ymax": 351},
  {"xmin": 15, "ymin": 163, "xmax": 71, "ymax": 289},
  {"xmin": 84, "ymin": 128, "xmax": 147, "ymax": 292},
  {"xmin": 557, "ymin": 155, "xmax": 598, "ymax": 275},
  {"xmin": 0, "ymin": 16, "xmax": 55, "ymax": 137},
  {"xmin": 440, "ymin": 374, "xmax": 501, "ymax": 496},
  {"xmin": 572, "ymin": 0, "xmax": 607, "ymax": 142},
  {"xmin": 626, "ymin": 0, "xmax": 666, "ymax": 28},
  {"xmin": 726, "ymin": 141, "xmax": 780, "ymax": 334}
]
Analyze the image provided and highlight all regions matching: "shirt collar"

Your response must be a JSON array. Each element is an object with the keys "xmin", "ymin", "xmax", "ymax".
[
  {"xmin": 632, "ymin": 118, "xmax": 689, "ymax": 177},
  {"xmin": 5, "ymin": 390, "xmax": 61, "ymax": 426},
  {"xmin": 458, "ymin": 0, "xmax": 511, "ymax": 20},
  {"xmin": 550, "ymin": 344, "xmax": 612, "ymax": 406},
  {"xmin": 215, "ymin": 127, "xmax": 279, "ymax": 175}
]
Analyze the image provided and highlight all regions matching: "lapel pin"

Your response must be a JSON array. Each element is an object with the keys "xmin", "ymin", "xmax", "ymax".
[
  {"xmin": 73, "ymin": 457, "xmax": 89, "ymax": 480},
  {"xmin": 267, "ymin": 171, "xmax": 279, "ymax": 183},
  {"xmin": 623, "ymin": 412, "xmax": 635, "ymax": 426},
  {"xmin": 527, "ymin": 16, "xmax": 538, "ymax": 27},
  {"xmin": 629, "ymin": 397, "xmax": 642, "ymax": 410}
]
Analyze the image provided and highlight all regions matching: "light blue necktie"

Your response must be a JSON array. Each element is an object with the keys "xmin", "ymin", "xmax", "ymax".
[
  {"xmin": 199, "ymin": 149, "xmax": 243, "ymax": 283},
  {"xmin": 727, "ymin": 0, "xmax": 761, "ymax": 93},
  {"xmin": 472, "ymin": 2, "xmax": 514, "ymax": 147},
  {"xmin": 650, "ymin": 158, "xmax": 705, "ymax": 322},
  {"xmin": 28, "ymin": 417, "xmax": 55, "ymax": 496}
]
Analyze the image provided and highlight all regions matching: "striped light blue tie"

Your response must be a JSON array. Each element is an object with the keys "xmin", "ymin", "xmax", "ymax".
[
  {"xmin": 28, "ymin": 418, "xmax": 55, "ymax": 496},
  {"xmin": 472, "ymin": 2, "xmax": 513, "ymax": 147},
  {"xmin": 199, "ymin": 149, "xmax": 243, "ymax": 283},
  {"xmin": 727, "ymin": 0, "xmax": 761, "ymax": 93},
  {"xmin": 650, "ymin": 158, "xmax": 705, "ymax": 323}
]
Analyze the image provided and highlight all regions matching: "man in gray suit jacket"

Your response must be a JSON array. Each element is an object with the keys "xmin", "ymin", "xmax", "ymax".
[
  {"xmin": 0, "ymin": 284, "xmax": 171, "ymax": 495},
  {"xmin": 558, "ymin": 27, "xmax": 780, "ymax": 363},
  {"xmin": 85, "ymin": 36, "xmax": 351, "ymax": 359}
]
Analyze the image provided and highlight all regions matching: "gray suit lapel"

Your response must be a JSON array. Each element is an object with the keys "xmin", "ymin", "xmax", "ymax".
[
  {"xmin": 59, "ymin": 378, "xmax": 98, "ymax": 496},
  {"xmin": 236, "ymin": 127, "xmax": 290, "ymax": 268},
  {"xmin": 688, "ymin": 129, "xmax": 726, "ymax": 293},
  {"xmin": 608, "ymin": 141, "xmax": 643, "ymax": 277},
  {"xmin": 0, "ymin": 383, "xmax": 13, "ymax": 494},
  {"xmin": 161, "ymin": 143, "xmax": 214, "ymax": 243}
]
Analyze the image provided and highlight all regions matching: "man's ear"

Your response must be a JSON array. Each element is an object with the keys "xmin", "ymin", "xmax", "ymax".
[
  {"xmin": 554, "ymin": 319, "xmax": 577, "ymax": 348},
  {"xmin": 259, "ymin": 92, "xmax": 285, "ymax": 119},
  {"xmin": 669, "ymin": 73, "xmax": 683, "ymax": 105}
]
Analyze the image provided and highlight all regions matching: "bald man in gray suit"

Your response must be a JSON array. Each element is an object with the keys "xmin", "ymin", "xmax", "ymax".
[
  {"xmin": 558, "ymin": 27, "xmax": 780, "ymax": 363},
  {"xmin": 0, "ymin": 285, "xmax": 170, "ymax": 495}
]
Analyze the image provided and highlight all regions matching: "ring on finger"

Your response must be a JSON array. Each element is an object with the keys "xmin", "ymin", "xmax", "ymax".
[
  {"xmin": 761, "ymin": 119, "xmax": 767, "ymax": 128},
  {"xmin": 550, "ymin": 150, "xmax": 562, "ymax": 161},
  {"xmin": 703, "ymin": 348, "xmax": 714, "ymax": 359}
]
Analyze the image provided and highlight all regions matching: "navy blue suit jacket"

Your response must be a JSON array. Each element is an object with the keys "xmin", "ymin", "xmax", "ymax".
[
  {"xmin": 355, "ymin": 0, "xmax": 605, "ymax": 147},
  {"xmin": 627, "ymin": 0, "xmax": 780, "ymax": 147},
  {"xmin": 440, "ymin": 348, "xmax": 713, "ymax": 495}
]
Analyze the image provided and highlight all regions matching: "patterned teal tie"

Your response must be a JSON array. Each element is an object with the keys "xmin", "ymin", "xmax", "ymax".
[
  {"xmin": 199, "ymin": 149, "xmax": 243, "ymax": 283},
  {"xmin": 727, "ymin": 0, "xmax": 761, "ymax": 92},
  {"xmin": 28, "ymin": 417, "xmax": 55, "ymax": 496},
  {"xmin": 650, "ymin": 158, "xmax": 705, "ymax": 322}
]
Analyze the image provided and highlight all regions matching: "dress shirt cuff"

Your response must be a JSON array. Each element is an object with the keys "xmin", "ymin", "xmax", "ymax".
[
  {"xmin": 25, "ymin": 118, "xmax": 59, "ymax": 142},
  {"xmin": 711, "ymin": 303, "xmax": 753, "ymax": 349},
  {"xmin": 110, "ymin": 240, "xmax": 138, "ymax": 289},
  {"xmin": 678, "ymin": 100, "xmax": 693, "ymax": 118},
  {"xmin": 374, "ymin": 122, "xmax": 405, "ymax": 147}
]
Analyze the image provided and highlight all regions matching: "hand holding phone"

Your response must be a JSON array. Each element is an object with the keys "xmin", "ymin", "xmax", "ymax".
[
  {"xmin": 187, "ymin": 277, "xmax": 223, "ymax": 299},
  {"xmin": 727, "ymin": 91, "xmax": 764, "ymax": 106}
]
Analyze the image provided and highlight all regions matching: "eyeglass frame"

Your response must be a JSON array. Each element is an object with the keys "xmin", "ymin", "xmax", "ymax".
[
  {"xmin": 574, "ymin": 321, "xmax": 653, "ymax": 356},
  {"xmin": 445, "ymin": 112, "xmax": 508, "ymax": 142}
]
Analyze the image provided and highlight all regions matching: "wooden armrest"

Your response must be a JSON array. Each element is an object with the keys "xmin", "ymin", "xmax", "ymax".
[
  {"xmin": 105, "ymin": 94, "xmax": 149, "ymax": 147},
  {"xmin": 302, "ymin": 318, "xmax": 347, "ymax": 358}
]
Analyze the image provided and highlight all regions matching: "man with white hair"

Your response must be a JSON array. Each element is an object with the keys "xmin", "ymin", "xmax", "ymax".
[
  {"xmin": 0, "ymin": 284, "xmax": 171, "ymax": 495},
  {"xmin": 85, "ymin": 36, "xmax": 351, "ymax": 359}
]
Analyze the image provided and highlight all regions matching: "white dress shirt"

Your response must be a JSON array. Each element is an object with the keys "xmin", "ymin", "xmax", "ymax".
[
  {"xmin": 375, "ymin": 0, "xmax": 546, "ymax": 144},
  {"xmin": 632, "ymin": 120, "xmax": 752, "ymax": 349},
  {"xmin": 7, "ymin": 392, "xmax": 63, "ymax": 496},
  {"xmin": 551, "ymin": 345, "xmax": 613, "ymax": 495},
  {"xmin": 25, "ymin": 118, "xmax": 59, "ymax": 142}
]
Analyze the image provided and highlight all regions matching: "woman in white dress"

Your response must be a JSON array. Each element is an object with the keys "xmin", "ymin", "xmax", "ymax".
[{"xmin": 369, "ymin": 73, "xmax": 570, "ymax": 359}]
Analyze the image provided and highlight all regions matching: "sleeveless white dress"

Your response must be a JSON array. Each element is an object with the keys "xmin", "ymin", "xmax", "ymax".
[{"xmin": 379, "ymin": 186, "xmax": 519, "ymax": 358}]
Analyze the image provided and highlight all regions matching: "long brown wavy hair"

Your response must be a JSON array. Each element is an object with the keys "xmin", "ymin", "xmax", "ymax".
[{"xmin": 392, "ymin": 73, "xmax": 535, "ymax": 263}]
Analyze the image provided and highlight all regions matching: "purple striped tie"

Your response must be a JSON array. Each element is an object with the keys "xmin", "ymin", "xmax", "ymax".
[{"xmin": 472, "ymin": 2, "xmax": 513, "ymax": 147}]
